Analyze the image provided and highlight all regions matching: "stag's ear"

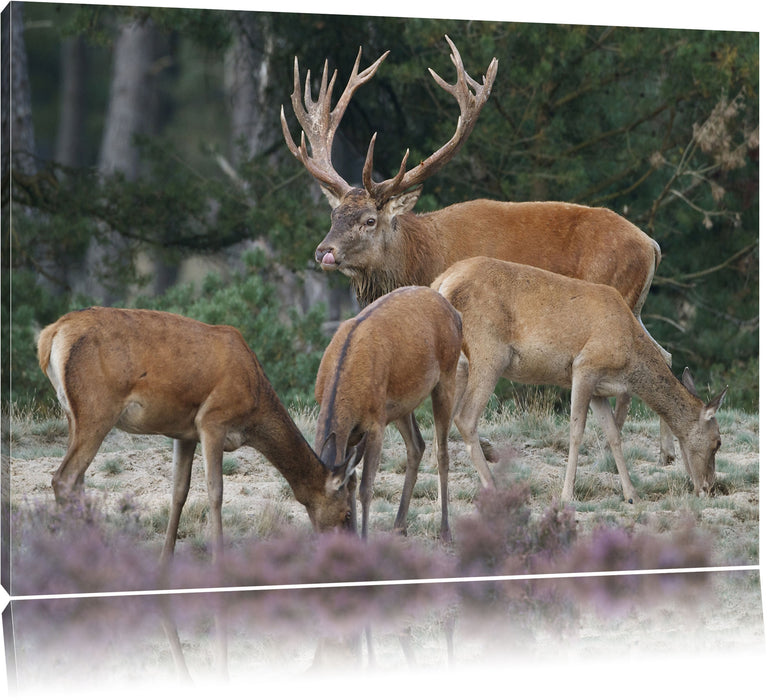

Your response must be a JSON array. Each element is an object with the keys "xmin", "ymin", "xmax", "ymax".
[
  {"xmin": 320, "ymin": 185, "xmax": 343, "ymax": 210},
  {"xmin": 681, "ymin": 367, "xmax": 699, "ymax": 397},
  {"xmin": 385, "ymin": 187, "xmax": 422, "ymax": 217},
  {"xmin": 703, "ymin": 386, "xmax": 728, "ymax": 421}
]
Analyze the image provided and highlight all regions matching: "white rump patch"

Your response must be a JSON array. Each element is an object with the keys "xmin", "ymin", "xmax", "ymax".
[{"xmin": 47, "ymin": 332, "xmax": 72, "ymax": 416}]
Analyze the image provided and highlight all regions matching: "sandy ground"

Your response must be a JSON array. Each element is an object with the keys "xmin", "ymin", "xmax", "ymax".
[
  {"xmin": 8, "ymin": 409, "xmax": 759, "ymax": 561},
  {"xmin": 5, "ymin": 409, "xmax": 764, "ymax": 695}
]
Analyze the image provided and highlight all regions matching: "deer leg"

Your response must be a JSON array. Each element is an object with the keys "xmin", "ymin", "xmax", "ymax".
[
  {"xmin": 453, "ymin": 360, "xmax": 501, "ymax": 489},
  {"xmin": 431, "ymin": 375, "xmax": 456, "ymax": 543},
  {"xmin": 658, "ymin": 419, "xmax": 676, "ymax": 465},
  {"xmin": 200, "ymin": 428, "xmax": 226, "ymax": 566},
  {"xmin": 607, "ymin": 393, "xmax": 631, "ymax": 465},
  {"xmin": 655, "ymin": 341, "xmax": 676, "ymax": 466},
  {"xmin": 613, "ymin": 393, "xmax": 632, "ymax": 434},
  {"xmin": 161, "ymin": 438, "xmax": 197, "ymax": 564},
  {"xmin": 358, "ymin": 428, "xmax": 385, "ymax": 539},
  {"xmin": 392, "ymin": 413, "xmax": 425, "ymax": 536},
  {"xmin": 561, "ymin": 381, "xmax": 593, "ymax": 502},
  {"xmin": 590, "ymin": 396, "xmax": 639, "ymax": 503},
  {"xmin": 453, "ymin": 355, "xmax": 496, "ymax": 462},
  {"xmin": 638, "ymin": 319, "xmax": 676, "ymax": 465},
  {"xmin": 159, "ymin": 598, "xmax": 192, "ymax": 681},
  {"xmin": 51, "ymin": 411, "xmax": 118, "ymax": 504},
  {"xmin": 451, "ymin": 354, "xmax": 469, "ymax": 418}
]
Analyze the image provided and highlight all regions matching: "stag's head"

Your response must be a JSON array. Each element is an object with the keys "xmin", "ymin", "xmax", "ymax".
[
  {"xmin": 678, "ymin": 368, "xmax": 728, "ymax": 496},
  {"xmin": 281, "ymin": 36, "xmax": 497, "ymax": 299}
]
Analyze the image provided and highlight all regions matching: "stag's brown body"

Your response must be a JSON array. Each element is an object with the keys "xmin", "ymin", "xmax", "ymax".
[
  {"xmin": 315, "ymin": 286, "xmax": 462, "ymax": 540},
  {"xmin": 332, "ymin": 197, "xmax": 661, "ymax": 313},
  {"xmin": 283, "ymin": 36, "xmax": 674, "ymax": 463},
  {"xmin": 37, "ymin": 307, "xmax": 357, "ymax": 563},
  {"xmin": 432, "ymin": 257, "xmax": 727, "ymax": 502}
]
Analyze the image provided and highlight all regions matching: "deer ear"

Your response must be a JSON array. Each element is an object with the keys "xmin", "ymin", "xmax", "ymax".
[
  {"xmin": 385, "ymin": 187, "xmax": 422, "ymax": 216},
  {"xmin": 681, "ymin": 367, "xmax": 699, "ymax": 397},
  {"xmin": 320, "ymin": 432, "xmax": 338, "ymax": 468},
  {"xmin": 320, "ymin": 185, "xmax": 342, "ymax": 209},
  {"xmin": 347, "ymin": 434, "xmax": 367, "ymax": 468},
  {"xmin": 326, "ymin": 436, "xmax": 364, "ymax": 492},
  {"xmin": 703, "ymin": 386, "xmax": 728, "ymax": 420}
]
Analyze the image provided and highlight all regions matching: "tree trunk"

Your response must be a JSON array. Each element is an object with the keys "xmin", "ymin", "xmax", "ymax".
[
  {"xmin": 77, "ymin": 18, "xmax": 162, "ymax": 303},
  {"xmin": 3, "ymin": 2, "xmax": 36, "ymax": 178},
  {"xmin": 55, "ymin": 35, "xmax": 87, "ymax": 168},
  {"xmin": 225, "ymin": 11, "xmax": 274, "ymax": 164}
]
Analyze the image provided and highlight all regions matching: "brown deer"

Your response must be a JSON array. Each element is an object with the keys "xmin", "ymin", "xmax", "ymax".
[
  {"xmin": 37, "ymin": 307, "xmax": 360, "ymax": 564},
  {"xmin": 431, "ymin": 257, "xmax": 727, "ymax": 502},
  {"xmin": 280, "ymin": 35, "xmax": 675, "ymax": 464},
  {"xmin": 314, "ymin": 286, "xmax": 462, "ymax": 541}
]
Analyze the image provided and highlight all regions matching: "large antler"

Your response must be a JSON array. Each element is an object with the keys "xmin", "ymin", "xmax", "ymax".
[
  {"xmin": 364, "ymin": 35, "xmax": 498, "ymax": 207},
  {"xmin": 281, "ymin": 47, "xmax": 390, "ymax": 198}
]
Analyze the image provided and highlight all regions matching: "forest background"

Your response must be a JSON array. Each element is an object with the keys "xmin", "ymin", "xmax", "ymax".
[{"xmin": 1, "ymin": 1, "xmax": 759, "ymax": 413}]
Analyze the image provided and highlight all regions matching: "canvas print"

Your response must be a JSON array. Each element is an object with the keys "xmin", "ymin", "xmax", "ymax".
[{"xmin": 1, "ymin": 0, "xmax": 762, "ymax": 693}]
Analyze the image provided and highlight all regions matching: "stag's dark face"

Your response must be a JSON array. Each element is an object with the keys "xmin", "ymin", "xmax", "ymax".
[
  {"xmin": 314, "ymin": 187, "xmax": 422, "ymax": 278},
  {"xmin": 315, "ymin": 189, "xmax": 380, "ymax": 275}
]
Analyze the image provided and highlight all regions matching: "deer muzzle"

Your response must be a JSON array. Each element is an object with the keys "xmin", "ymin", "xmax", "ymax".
[{"xmin": 315, "ymin": 246, "xmax": 339, "ymax": 270}]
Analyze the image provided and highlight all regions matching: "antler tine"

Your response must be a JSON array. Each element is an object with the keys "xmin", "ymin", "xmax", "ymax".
[
  {"xmin": 281, "ymin": 47, "xmax": 389, "ymax": 198},
  {"xmin": 363, "ymin": 133, "xmax": 410, "ymax": 203},
  {"xmin": 364, "ymin": 36, "xmax": 498, "ymax": 205},
  {"xmin": 428, "ymin": 35, "xmax": 498, "ymax": 114},
  {"xmin": 332, "ymin": 49, "xmax": 390, "ymax": 126}
]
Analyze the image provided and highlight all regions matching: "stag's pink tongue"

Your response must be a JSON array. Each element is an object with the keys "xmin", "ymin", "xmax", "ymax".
[{"xmin": 322, "ymin": 251, "xmax": 336, "ymax": 266}]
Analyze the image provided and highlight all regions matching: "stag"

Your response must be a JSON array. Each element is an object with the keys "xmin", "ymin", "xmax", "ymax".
[
  {"xmin": 432, "ymin": 257, "xmax": 727, "ymax": 501},
  {"xmin": 281, "ymin": 35, "xmax": 675, "ymax": 464},
  {"xmin": 37, "ymin": 307, "xmax": 360, "ymax": 564},
  {"xmin": 314, "ymin": 286, "xmax": 462, "ymax": 540}
]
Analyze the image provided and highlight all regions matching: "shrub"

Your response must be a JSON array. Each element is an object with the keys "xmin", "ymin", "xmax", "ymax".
[{"xmin": 135, "ymin": 248, "xmax": 328, "ymax": 405}]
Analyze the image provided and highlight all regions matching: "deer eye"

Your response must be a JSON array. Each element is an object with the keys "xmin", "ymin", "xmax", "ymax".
[{"xmin": 365, "ymin": 217, "xmax": 376, "ymax": 227}]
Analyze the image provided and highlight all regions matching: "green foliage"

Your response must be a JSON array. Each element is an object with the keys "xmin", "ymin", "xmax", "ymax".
[
  {"xmin": 2, "ymin": 269, "xmax": 71, "ymax": 407},
  {"xmin": 135, "ymin": 249, "xmax": 328, "ymax": 405},
  {"xmin": 10, "ymin": 10, "xmax": 758, "ymax": 413}
]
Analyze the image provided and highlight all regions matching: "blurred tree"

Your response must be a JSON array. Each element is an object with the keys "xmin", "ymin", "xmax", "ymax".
[
  {"xmin": 3, "ymin": 2, "xmax": 36, "ymax": 177},
  {"xmin": 225, "ymin": 10, "xmax": 274, "ymax": 164},
  {"xmin": 4, "ymin": 8, "xmax": 758, "ymax": 409},
  {"xmin": 77, "ymin": 14, "xmax": 173, "ymax": 302},
  {"xmin": 54, "ymin": 34, "xmax": 87, "ymax": 168}
]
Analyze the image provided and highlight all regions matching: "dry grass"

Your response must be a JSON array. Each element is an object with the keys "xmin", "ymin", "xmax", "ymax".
[
  {"xmin": 7, "ymin": 399, "xmax": 759, "ymax": 565},
  {"xmin": 6, "ymin": 398, "xmax": 763, "ymax": 689}
]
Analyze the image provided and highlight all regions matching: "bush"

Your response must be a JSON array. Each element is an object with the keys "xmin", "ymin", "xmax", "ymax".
[
  {"xmin": 136, "ymin": 248, "xmax": 329, "ymax": 405},
  {"xmin": 2, "ymin": 269, "xmax": 71, "ymax": 409},
  {"xmin": 6, "ymin": 247, "xmax": 329, "ymax": 411}
]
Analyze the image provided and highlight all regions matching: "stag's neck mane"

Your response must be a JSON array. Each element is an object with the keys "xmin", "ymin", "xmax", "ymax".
[{"xmin": 352, "ymin": 211, "xmax": 441, "ymax": 306}]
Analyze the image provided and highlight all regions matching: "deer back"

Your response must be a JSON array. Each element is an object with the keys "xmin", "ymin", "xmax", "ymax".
[
  {"xmin": 432, "ymin": 257, "xmax": 643, "ymax": 387},
  {"xmin": 39, "ymin": 307, "xmax": 261, "ymax": 435},
  {"xmin": 409, "ymin": 200, "xmax": 656, "ymax": 309},
  {"xmin": 315, "ymin": 286, "xmax": 462, "ymax": 465}
]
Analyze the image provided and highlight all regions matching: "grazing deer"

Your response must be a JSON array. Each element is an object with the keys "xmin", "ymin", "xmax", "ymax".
[
  {"xmin": 37, "ymin": 307, "xmax": 359, "ymax": 564},
  {"xmin": 281, "ymin": 35, "xmax": 675, "ymax": 464},
  {"xmin": 432, "ymin": 257, "xmax": 727, "ymax": 502},
  {"xmin": 314, "ymin": 286, "xmax": 462, "ymax": 540}
]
